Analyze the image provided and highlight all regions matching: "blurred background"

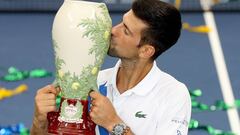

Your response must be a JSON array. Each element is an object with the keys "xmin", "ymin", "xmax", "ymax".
[{"xmin": 0, "ymin": 0, "xmax": 239, "ymax": 134}]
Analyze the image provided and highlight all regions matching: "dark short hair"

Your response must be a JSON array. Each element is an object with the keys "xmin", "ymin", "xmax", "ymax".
[{"xmin": 132, "ymin": 0, "xmax": 182, "ymax": 60}]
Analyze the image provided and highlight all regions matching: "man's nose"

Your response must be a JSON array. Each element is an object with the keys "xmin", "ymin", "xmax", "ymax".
[
  {"xmin": 111, "ymin": 25, "xmax": 117, "ymax": 36},
  {"xmin": 111, "ymin": 23, "xmax": 121, "ymax": 36}
]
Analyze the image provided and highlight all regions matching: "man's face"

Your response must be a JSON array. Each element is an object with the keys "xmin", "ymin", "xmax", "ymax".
[{"xmin": 108, "ymin": 10, "xmax": 148, "ymax": 60}]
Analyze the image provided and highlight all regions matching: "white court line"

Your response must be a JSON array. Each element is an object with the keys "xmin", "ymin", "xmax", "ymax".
[{"xmin": 200, "ymin": 0, "xmax": 240, "ymax": 134}]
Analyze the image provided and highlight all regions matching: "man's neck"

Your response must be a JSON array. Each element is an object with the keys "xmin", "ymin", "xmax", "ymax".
[{"xmin": 116, "ymin": 59, "xmax": 153, "ymax": 94}]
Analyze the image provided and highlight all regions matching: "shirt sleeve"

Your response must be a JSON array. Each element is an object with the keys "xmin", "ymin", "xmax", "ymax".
[{"xmin": 155, "ymin": 84, "xmax": 192, "ymax": 135}]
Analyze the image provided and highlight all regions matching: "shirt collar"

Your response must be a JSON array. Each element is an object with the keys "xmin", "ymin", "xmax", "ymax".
[{"xmin": 107, "ymin": 59, "xmax": 162, "ymax": 96}]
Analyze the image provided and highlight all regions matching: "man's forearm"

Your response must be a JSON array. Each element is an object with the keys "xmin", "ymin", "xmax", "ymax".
[{"xmin": 30, "ymin": 118, "xmax": 47, "ymax": 135}]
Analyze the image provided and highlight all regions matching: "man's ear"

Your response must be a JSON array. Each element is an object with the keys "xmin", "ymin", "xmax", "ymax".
[{"xmin": 139, "ymin": 45, "xmax": 155, "ymax": 59}]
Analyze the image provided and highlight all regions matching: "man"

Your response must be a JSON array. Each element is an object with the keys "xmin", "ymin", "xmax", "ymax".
[{"xmin": 31, "ymin": 0, "xmax": 191, "ymax": 135}]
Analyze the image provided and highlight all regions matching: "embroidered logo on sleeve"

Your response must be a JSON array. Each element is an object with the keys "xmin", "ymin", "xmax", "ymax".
[{"xmin": 135, "ymin": 111, "xmax": 147, "ymax": 118}]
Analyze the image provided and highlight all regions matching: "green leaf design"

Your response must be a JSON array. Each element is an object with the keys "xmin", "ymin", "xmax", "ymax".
[{"xmin": 79, "ymin": 4, "xmax": 112, "ymax": 66}]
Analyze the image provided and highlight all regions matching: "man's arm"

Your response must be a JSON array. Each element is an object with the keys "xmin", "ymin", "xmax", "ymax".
[
  {"xmin": 89, "ymin": 91, "xmax": 135, "ymax": 135},
  {"xmin": 31, "ymin": 85, "xmax": 59, "ymax": 135}
]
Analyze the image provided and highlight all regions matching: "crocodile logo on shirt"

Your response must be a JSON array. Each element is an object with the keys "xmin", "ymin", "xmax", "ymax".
[{"xmin": 135, "ymin": 111, "xmax": 147, "ymax": 118}]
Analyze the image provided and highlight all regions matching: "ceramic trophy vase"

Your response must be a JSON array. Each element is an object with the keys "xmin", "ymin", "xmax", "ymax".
[{"xmin": 47, "ymin": 0, "xmax": 112, "ymax": 134}]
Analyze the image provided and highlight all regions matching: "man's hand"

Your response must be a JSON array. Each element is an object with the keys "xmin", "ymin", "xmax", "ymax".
[
  {"xmin": 89, "ymin": 91, "xmax": 122, "ymax": 132},
  {"xmin": 31, "ymin": 84, "xmax": 60, "ymax": 134}
]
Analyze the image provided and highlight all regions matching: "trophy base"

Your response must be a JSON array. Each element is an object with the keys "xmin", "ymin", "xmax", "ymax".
[{"xmin": 47, "ymin": 98, "xmax": 96, "ymax": 135}]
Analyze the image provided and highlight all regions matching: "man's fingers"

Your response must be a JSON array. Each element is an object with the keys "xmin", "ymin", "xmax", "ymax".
[
  {"xmin": 89, "ymin": 91, "xmax": 102, "ymax": 99},
  {"xmin": 89, "ymin": 106, "xmax": 98, "ymax": 115},
  {"xmin": 37, "ymin": 85, "xmax": 58, "ymax": 95},
  {"xmin": 55, "ymin": 86, "xmax": 61, "ymax": 94},
  {"xmin": 88, "ymin": 90, "xmax": 94, "ymax": 96},
  {"xmin": 91, "ymin": 99, "xmax": 99, "ymax": 107},
  {"xmin": 35, "ymin": 93, "xmax": 56, "ymax": 101},
  {"xmin": 37, "ymin": 100, "xmax": 56, "ymax": 106}
]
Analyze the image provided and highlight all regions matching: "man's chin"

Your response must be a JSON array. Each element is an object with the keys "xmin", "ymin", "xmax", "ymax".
[
  {"xmin": 107, "ymin": 52, "xmax": 116, "ymax": 57},
  {"xmin": 107, "ymin": 49, "xmax": 118, "ymax": 58}
]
